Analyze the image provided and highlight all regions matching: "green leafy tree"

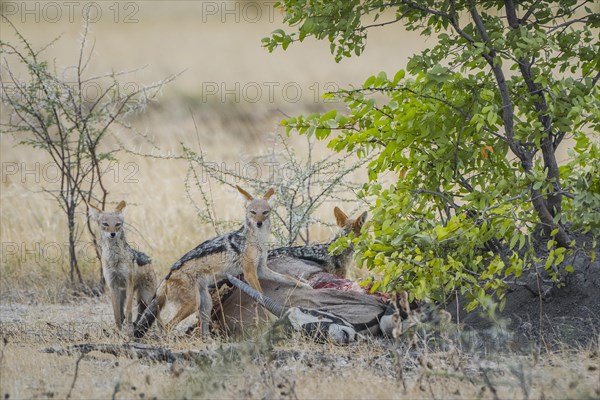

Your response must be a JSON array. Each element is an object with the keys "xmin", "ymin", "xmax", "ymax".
[{"xmin": 264, "ymin": 1, "xmax": 600, "ymax": 310}]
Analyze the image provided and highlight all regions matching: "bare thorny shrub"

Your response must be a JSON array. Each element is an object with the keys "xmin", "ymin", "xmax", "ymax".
[
  {"xmin": 0, "ymin": 16, "xmax": 174, "ymax": 287},
  {"xmin": 128, "ymin": 115, "xmax": 374, "ymax": 247},
  {"xmin": 183, "ymin": 131, "xmax": 374, "ymax": 246}
]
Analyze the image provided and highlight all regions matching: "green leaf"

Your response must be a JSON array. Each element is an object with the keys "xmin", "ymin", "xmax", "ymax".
[
  {"xmin": 392, "ymin": 69, "xmax": 405, "ymax": 85},
  {"xmin": 363, "ymin": 75, "xmax": 375, "ymax": 88},
  {"xmin": 319, "ymin": 109, "xmax": 338, "ymax": 122}
]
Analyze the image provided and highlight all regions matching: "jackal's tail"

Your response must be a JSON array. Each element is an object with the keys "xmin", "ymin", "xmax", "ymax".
[
  {"xmin": 133, "ymin": 249, "xmax": 152, "ymax": 266},
  {"xmin": 134, "ymin": 281, "xmax": 166, "ymax": 338},
  {"xmin": 133, "ymin": 296, "xmax": 160, "ymax": 338}
]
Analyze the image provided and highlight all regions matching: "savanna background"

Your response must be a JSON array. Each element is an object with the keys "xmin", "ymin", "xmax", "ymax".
[{"xmin": 1, "ymin": 1, "xmax": 599, "ymax": 399}]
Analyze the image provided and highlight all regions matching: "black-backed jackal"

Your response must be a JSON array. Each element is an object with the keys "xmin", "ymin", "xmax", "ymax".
[
  {"xmin": 89, "ymin": 201, "xmax": 157, "ymax": 330},
  {"xmin": 268, "ymin": 206, "xmax": 368, "ymax": 277},
  {"xmin": 134, "ymin": 206, "xmax": 366, "ymax": 337},
  {"xmin": 134, "ymin": 186, "xmax": 309, "ymax": 338}
]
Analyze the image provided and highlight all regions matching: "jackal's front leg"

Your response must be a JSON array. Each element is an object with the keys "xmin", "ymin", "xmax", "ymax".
[
  {"xmin": 197, "ymin": 281, "xmax": 213, "ymax": 336},
  {"xmin": 124, "ymin": 265, "xmax": 135, "ymax": 324},
  {"xmin": 110, "ymin": 286, "xmax": 126, "ymax": 329},
  {"xmin": 241, "ymin": 249, "xmax": 263, "ymax": 292}
]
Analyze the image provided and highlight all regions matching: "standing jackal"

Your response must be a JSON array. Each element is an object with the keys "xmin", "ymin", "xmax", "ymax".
[
  {"xmin": 134, "ymin": 186, "xmax": 308, "ymax": 338},
  {"xmin": 89, "ymin": 201, "xmax": 157, "ymax": 330}
]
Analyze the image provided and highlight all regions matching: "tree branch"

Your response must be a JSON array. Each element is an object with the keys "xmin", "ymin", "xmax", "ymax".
[
  {"xmin": 469, "ymin": 3, "xmax": 529, "ymax": 166},
  {"xmin": 519, "ymin": 0, "xmax": 543, "ymax": 25},
  {"xmin": 505, "ymin": 0, "xmax": 563, "ymax": 216},
  {"xmin": 544, "ymin": 14, "xmax": 600, "ymax": 33}
]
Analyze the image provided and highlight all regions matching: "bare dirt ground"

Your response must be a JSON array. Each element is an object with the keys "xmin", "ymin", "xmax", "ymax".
[{"xmin": 450, "ymin": 232, "xmax": 600, "ymax": 350}]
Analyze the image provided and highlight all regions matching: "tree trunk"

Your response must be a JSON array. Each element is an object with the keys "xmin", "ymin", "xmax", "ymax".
[
  {"xmin": 472, "ymin": 2, "xmax": 571, "ymax": 248},
  {"xmin": 530, "ymin": 188, "xmax": 571, "ymax": 248},
  {"xmin": 85, "ymin": 216, "xmax": 105, "ymax": 288},
  {"xmin": 67, "ymin": 203, "xmax": 82, "ymax": 284},
  {"xmin": 540, "ymin": 137, "xmax": 563, "ymax": 216}
]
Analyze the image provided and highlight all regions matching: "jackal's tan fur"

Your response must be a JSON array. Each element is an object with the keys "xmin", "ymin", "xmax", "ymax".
[{"xmin": 89, "ymin": 201, "xmax": 157, "ymax": 330}]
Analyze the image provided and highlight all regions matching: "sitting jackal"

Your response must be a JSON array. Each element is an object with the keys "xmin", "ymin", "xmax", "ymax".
[
  {"xmin": 89, "ymin": 201, "xmax": 157, "ymax": 330},
  {"xmin": 134, "ymin": 186, "xmax": 308, "ymax": 338}
]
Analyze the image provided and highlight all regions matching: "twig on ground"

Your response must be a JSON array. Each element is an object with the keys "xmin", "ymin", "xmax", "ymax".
[
  {"xmin": 480, "ymin": 367, "xmax": 500, "ymax": 400},
  {"xmin": 66, "ymin": 352, "xmax": 85, "ymax": 400}
]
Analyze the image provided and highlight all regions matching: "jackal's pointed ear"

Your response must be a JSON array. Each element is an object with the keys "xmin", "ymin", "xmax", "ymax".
[
  {"xmin": 263, "ymin": 187, "xmax": 275, "ymax": 200},
  {"xmin": 398, "ymin": 290, "xmax": 411, "ymax": 317},
  {"xmin": 236, "ymin": 185, "xmax": 254, "ymax": 201},
  {"xmin": 115, "ymin": 200, "xmax": 126, "ymax": 213},
  {"xmin": 334, "ymin": 207, "xmax": 348, "ymax": 228},
  {"xmin": 353, "ymin": 211, "xmax": 368, "ymax": 233},
  {"xmin": 88, "ymin": 203, "xmax": 101, "ymax": 220}
]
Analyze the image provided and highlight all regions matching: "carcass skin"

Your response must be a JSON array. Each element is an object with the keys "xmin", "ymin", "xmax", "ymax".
[{"xmin": 214, "ymin": 256, "xmax": 386, "ymax": 337}]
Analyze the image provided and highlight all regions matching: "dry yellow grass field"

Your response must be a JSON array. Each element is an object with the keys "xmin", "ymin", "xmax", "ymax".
[{"xmin": 1, "ymin": 2, "xmax": 599, "ymax": 399}]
